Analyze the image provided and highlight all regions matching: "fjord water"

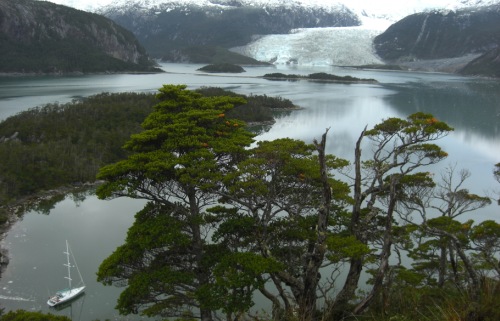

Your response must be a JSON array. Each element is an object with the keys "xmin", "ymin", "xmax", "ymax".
[{"xmin": 0, "ymin": 63, "xmax": 499, "ymax": 320}]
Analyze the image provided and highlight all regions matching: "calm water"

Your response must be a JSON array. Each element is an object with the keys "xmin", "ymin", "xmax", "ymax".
[{"xmin": 0, "ymin": 63, "xmax": 499, "ymax": 320}]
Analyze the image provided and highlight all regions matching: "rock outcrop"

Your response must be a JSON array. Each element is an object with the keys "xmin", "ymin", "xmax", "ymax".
[{"xmin": 0, "ymin": 0, "xmax": 159, "ymax": 73}]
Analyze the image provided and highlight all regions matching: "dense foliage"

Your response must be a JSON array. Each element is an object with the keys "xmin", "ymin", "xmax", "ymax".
[
  {"xmin": 94, "ymin": 85, "xmax": 500, "ymax": 321},
  {"xmin": 0, "ymin": 89, "xmax": 293, "ymax": 205},
  {"xmin": 0, "ymin": 92, "xmax": 157, "ymax": 203},
  {"xmin": 96, "ymin": 85, "xmax": 256, "ymax": 319},
  {"xmin": 196, "ymin": 87, "xmax": 296, "ymax": 123},
  {"xmin": 0, "ymin": 310, "xmax": 70, "ymax": 321}
]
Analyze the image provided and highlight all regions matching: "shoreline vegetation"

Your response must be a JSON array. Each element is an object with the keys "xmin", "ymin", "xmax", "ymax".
[
  {"xmin": 0, "ymin": 87, "xmax": 298, "ymax": 230},
  {"xmin": 262, "ymin": 72, "xmax": 378, "ymax": 84}
]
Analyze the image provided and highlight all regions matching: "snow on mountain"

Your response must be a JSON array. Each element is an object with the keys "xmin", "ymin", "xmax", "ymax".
[
  {"xmin": 121, "ymin": 0, "xmax": 349, "ymax": 10},
  {"xmin": 341, "ymin": 0, "xmax": 500, "ymax": 23},
  {"xmin": 43, "ymin": 0, "xmax": 347, "ymax": 13},
  {"xmin": 42, "ymin": 0, "xmax": 500, "ymax": 23},
  {"xmin": 94, "ymin": 0, "xmax": 353, "ymax": 17}
]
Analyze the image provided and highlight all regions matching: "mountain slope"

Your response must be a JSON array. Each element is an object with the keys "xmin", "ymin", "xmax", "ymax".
[
  {"xmin": 99, "ymin": 0, "xmax": 360, "ymax": 58},
  {"xmin": 0, "ymin": 0, "xmax": 159, "ymax": 73},
  {"xmin": 459, "ymin": 47, "xmax": 500, "ymax": 77},
  {"xmin": 373, "ymin": 5, "xmax": 500, "ymax": 62},
  {"xmin": 162, "ymin": 46, "xmax": 270, "ymax": 64}
]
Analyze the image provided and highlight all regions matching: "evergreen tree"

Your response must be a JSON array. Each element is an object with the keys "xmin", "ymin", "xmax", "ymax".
[{"xmin": 96, "ymin": 85, "xmax": 254, "ymax": 320}]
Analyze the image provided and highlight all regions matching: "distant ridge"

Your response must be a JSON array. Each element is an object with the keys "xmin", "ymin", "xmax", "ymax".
[
  {"xmin": 373, "ymin": 4, "xmax": 500, "ymax": 77},
  {"xmin": 0, "ymin": 0, "xmax": 160, "ymax": 73},
  {"xmin": 98, "ymin": 0, "xmax": 360, "ymax": 58},
  {"xmin": 374, "ymin": 5, "xmax": 500, "ymax": 61}
]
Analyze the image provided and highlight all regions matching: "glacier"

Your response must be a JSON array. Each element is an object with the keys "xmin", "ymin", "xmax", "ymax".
[{"xmin": 231, "ymin": 20, "xmax": 390, "ymax": 66}]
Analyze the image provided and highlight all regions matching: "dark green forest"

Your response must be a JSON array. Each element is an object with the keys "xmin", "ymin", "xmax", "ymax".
[
  {"xmin": 0, "ymin": 92, "xmax": 156, "ymax": 205},
  {"xmin": 0, "ymin": 88, "xmax": 294, "ymax": 209},
  {"xmin": 0, "ymin": 310, "xmax": 70, "ymax": 321}
]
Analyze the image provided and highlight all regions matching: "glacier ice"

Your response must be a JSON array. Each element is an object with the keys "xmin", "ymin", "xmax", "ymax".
[{"xmin": 231, "ymin": 26, "xmax": 386, "ymax": 66}]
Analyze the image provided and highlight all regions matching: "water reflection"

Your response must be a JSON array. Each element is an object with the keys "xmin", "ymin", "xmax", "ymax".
[
  {"xmin": 383, "ymin": 80, "xmax": 500, "ymax": 140},
  {"xmin": 0, "ymin": 196, "xmax": 149, "ymax": 320}
]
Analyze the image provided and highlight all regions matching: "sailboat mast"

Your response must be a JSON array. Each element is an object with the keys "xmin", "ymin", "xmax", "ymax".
[
  {"xmin": 47, "ymin": 240, "xmax": 85, "ymax": 307},
  {"xmin": 64, "ymin": 240, "xmax": 72, "ymax": 290}
]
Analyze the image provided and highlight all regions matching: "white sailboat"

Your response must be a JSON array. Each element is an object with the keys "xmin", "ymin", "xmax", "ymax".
[{"xmin": 47, "ymin": 240, "xmax": 85, "ymax": 307}]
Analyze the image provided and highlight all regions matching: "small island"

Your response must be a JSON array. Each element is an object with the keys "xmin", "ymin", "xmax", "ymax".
[
  {"xmin": 197, "ymin": 63, "xmax": 246, "ymax": 73},
  {"xmin": 262, "ymin": 72, "xmax": 378, "ymax": 84}
]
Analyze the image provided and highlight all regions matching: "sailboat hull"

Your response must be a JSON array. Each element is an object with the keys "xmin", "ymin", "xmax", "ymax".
[
  {"xmin": 47, "ymin": 240, "xmax": 85, "ymax": 307},
  {"xmin": 47, "ymin": 286, "xmax": 85, "ymax": 307}
]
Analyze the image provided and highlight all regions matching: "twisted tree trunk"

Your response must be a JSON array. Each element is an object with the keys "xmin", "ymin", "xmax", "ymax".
[{"xmin": 298, "ymin": 130, "xmax": 332, "ymax": 321}]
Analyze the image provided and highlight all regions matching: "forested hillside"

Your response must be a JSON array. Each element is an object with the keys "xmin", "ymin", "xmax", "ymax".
[
  {"xmin": 0, "ymin": 0, "xmax": 159, "ymax": 73},
  {"xmin": 0, "ymin": 88, "xmax": 294, "ymax": 207}
]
